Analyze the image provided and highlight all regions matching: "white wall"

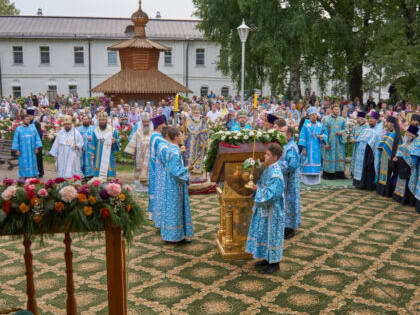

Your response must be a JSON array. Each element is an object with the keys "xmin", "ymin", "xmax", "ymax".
[{"xmin": 0, "ymin": 38, "xmax": 237, "ymax": 99}]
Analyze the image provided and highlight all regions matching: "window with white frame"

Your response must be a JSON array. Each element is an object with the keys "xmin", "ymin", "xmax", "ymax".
[
  {"xmin": 47, "ymin": 85, "xmax": 57, "ymax": 100},
  {"xmin": 196, "ymin": 48, "xmax": 205, "ymax": 65},
  {"xmin": 13, "ymin": 46, "xmax": 23, "ymax": 64},
  {"xmin": 200, "ymin": 86, "xmax": 209, "ymax": 97},
  {"xmin": 164, "ymin": 51, "xmax": 172, "ymax": 65},
  {"xmin": 69, "ymin": 85, "xmax": 77, "ymax": 95},
  {"xmin": 221, "ymin": 86, "xmax": 229, "ymax": 97},
  {"xmin": 108, "ymin": 51, "xmax": 118, "ymax": 65},
  {"xmin": 12, "ymin": 86, "xmax": 21, "ymax": 98},
  {"xmin": 40, "ymin": 46, "xmax": 50, "ymax": 64},
  {"xmin": 74, "ymin": 47, "xmax": 84, "ymax": 64}
]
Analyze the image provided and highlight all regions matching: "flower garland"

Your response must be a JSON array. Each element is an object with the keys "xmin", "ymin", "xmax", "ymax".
[
  {"xmin": 0, "ymin": 176, "xmax": 145, "ymax": 242},
  {"xmin": 204, "ymin": 129, "xmax": 287, "ymax": 172}
]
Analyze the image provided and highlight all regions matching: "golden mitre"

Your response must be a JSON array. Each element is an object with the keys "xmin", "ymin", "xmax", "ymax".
[
  {"xmin": 98, "ymin": 112, "xmax": 108, "ymax": 120},
  {"xmin": 62, "ymin": 115, "xmax": 73, "ymax": 124}
]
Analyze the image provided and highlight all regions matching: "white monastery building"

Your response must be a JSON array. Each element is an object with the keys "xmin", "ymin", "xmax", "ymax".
[{"xmin": 0, "ymin": 14, "xmax": 235, "ymax": 99}]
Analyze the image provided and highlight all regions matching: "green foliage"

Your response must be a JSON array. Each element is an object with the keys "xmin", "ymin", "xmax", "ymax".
[{"xmin": 0, "ymin": 0, "xmax": 19, "ymax": 15}]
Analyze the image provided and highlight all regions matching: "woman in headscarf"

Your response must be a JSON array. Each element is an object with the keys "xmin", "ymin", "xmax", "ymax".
[{"xmin": 376, "ymin": 116, "xmax": 401, "ymax": 197}]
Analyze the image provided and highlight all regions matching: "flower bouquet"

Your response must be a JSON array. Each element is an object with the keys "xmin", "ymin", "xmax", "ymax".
[
  {"xmin": 242, "ymin": 158, "xmax": 265, "ymax": 186},
  {"xmin": 0, "ymin": 176, "xmax": 145, "ymax": 242}
]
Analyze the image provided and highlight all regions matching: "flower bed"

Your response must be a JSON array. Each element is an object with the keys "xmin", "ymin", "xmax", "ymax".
[
  {"xmin": 204, "ymin": 129, "xmax": 287, "ymax": 172},
  {"xmin": 0, "ymin": 176, "xmax": 144, "ymax": 242}
]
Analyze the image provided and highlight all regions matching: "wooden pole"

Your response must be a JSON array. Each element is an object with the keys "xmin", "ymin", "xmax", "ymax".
[
  {"xmin": 64, "ymin": 232, "xmax": 77, "ymax": 315},
  {"xmin": 23, "ymin": 235, "xmax": 38, "ymax": 315},
  {"xmin": 105, "ymin": 227, "xmax": 127, "ymax": 315}
]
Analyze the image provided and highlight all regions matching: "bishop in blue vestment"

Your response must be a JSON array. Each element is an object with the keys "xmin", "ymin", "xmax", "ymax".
[
  {"xmin": 246, "ymin": 143, "xmax": 285, "ymax": 274},
  {"xmin": 298, "ymin": 107, "xmax": 327, "ymax": 185},
  {"xmin": 410, "ymin": 137, "xmax": 420, "ymax": 213},
  {"xmin": 350, "ymin": 112, "xmax": 368, "ymax": 176},
  {"xmin": 12, "ymin": 115, "xmax": 43, "ymax": 179}
]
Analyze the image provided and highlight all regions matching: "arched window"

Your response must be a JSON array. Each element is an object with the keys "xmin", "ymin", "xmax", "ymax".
[
  {"xmin": 200, "ymin": 86, "xmax": 209, "ymax": 97},
  {"xmin": 221, "ymin": 86, "xmax": 229, "ymax": 97}
]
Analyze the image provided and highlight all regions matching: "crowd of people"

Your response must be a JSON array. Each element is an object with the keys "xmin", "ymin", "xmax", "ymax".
[{"xmin": 3, "ymin": 90, "xmax": 419, "ymax": 274}]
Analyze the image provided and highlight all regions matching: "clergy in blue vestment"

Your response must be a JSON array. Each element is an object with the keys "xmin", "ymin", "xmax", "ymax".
[
  {"xmin": 353, "ymin": 111, "xmax": 383, "ymax": 190},
  {"xmin": 409, "ymin": 137, "xmax": 420, "ymax": 213},
  {"xmin": 392, "ymin": 125, "xmax": 418, "ymax": 206},
  {"xmin": 88, "ymin": 112, "xmax": 120, "ymax": 180},
  {"xmin": 12, "ymin": 115, "xmax": 43, "ymax": 179},
  {"xmin": 322, "ymin": 104, "xmax": 347, "ymax": 179},
  {"xmin": 148, "ymin": 115, "xmax": 167, "ymax": 222},
  {"xmin": 246, "ymin": 143, "xmax": 285, "ymax": 274},
  {"xmin": 298, "ymin": 107, "xmax": 328, "ymax": 185},
  {"xmin": 280, "ymin": 127, "xmax": 300, "ymax": 239},
  {"xmin": 78, "ymin": 115, "xmax": 95, "ymax": 178},
  {"xmin": 376, "ymin": 116, "xmax": 401, "ymax": 197},
  {"xmin": 160, "ymin": 127, "xmax": 194, "ymax": 242},
  {"xmin": 230, "ymin": 110, "xmax": 252, "ymax": 131},
  {"xmin": 49, "ymin": 115, "xmax": 84, "ymax": 179},
  {"xmin": 349, "ymin": 112, "xmax": 368, "ymax": 176}
]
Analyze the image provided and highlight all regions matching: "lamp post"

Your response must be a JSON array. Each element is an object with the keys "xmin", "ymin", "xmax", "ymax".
[{"xmin": 237, "ymin": 19, "xmax": 249, "ymax": 108}]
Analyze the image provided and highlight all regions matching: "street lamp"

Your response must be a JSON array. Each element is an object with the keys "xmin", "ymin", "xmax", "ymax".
[{"xmin": 237, "ymin": 19, "xmax": 249, "ymax": 108}]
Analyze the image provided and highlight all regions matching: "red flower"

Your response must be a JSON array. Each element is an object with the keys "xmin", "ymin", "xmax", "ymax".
[
  {"xmin": 73, "ymin": 175, "xmax": 81, "ymax": 181},
  {"xmin": 27, "ymin": 190, "xmax": 36, "ymax": 200},
  {"xmin": 29, "ymin": 178, "xmax": 40, "ymax": 185},
  {"xmin": 2, "ymin": 200, "xmax": 11, "ymax": 215},
  {"xmin": 100, "ymin": 208, "xmax": 110, "ymax": 219},
  {"xmin": 55, "ymin": 177, "xmax": 66, "ymax": 184},
  {"xmin": 92, "ymin": 180, "xmax": 101, "ymax": 187}
]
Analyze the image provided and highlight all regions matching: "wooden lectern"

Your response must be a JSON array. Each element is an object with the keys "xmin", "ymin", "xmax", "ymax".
[{"xmin": 211, "ymin": 143, "xmax": 267, "ymax": 260}]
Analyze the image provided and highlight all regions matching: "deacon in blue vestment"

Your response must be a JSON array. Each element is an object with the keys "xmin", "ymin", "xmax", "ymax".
[
  {"xmin": 298, "ymin": 107, "xmax": 327, "ymax": 185},
  {"xmin": 148, "ymin": 115, "xmax": 167, "ymax": 222},
  {"xmin": 246, "ymin": 143, "xmax": 285, "ymax": 274},
  {"xmin": 376, "ymin": 116, "xmax": 401, "ymax": 197},
  {"xmin": 409, "ymin": 137, "xmax": 420, "ymax": 213},
  {"xmin": 160, "ymin": 127, "xmax": 194, "ymax": 242},
  {"xmin": 392, "ymin": 125, "xmax": 418, "ymax": 206},
  {"xmin": 49, "ymin": 115, "xmax": 84, "ymax": 179},
  {"xmin": 349, "ymin": 112, "xmax": 368, "ymax": 176},
  {"xmin": 12, "ymin": 115, "xmax": 42, "ymax": 179},
  {"xmin": 88, "ymin": 112, "xmax": 120, "ymax": 180},
  {"xmin": 280, "ymin": 127, "xmax": 300, "ymax": 239},
  {"xmin": 78, "ymin": 115, "xmax": 95, "ymax": 178},
  {"xmin": 322, "ymin": 104, "xmax": 347, "ymax": 179}
]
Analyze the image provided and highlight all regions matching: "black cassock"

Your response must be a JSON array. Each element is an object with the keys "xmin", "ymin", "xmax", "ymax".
[
  {"xmin": 392, "ymin": 157, "xmax": 416, "ymax": 206},
  {"xmin": 353, "ymin": 145, "xmax": 376, "ymax": 190}
]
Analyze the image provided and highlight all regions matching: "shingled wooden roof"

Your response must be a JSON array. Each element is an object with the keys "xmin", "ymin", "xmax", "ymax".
[{"xmin": 92, "ymin": 69, "xmax": 192, "ymax": 94}]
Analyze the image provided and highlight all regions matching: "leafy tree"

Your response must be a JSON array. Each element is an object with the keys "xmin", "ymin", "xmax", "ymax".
[{"xmin": 0, "ymin": 0, "xmax": 19, "ymax": 15}]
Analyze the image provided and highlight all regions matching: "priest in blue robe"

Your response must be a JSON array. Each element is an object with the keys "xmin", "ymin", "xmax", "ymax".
[
  {"xmin": 280, "ymin": 126, "xmax": 300, "ymax": 239},
  {"xmin": 49, "ymin": 115, "xmax": 84, "ymax": 179},
  {"xmin": 392, "ymin": 125, "xmax": 418, "ymax": 206},
  {"xmin": 78, "ymin": 115, "xmax": 95, "ymax": 179},
  {"xmin": 322, "ymin": 104, "xmax": 347, "ymax": 179},
  {"xmin": 376, "ymin": 116, "xmax": 401, "ymax": 197},
  {"xmin": 148, "ymin": 115, "xmax": 167, "ymax": 222},
  {"xmin": 410, "ymin": 137, "xmax": 420, "ymax": 213},
  {"xmin": 246, "ymin": 143, "xmax": 285, "ymax": 274},
  {"xmin": 160, "ymin": 127, "xmax": 194, "ymax": 242},
  {"xmin": 12, "ymin": 114, "xmax": 43, "ymax": 179},
  {"xmin": 230, "ymin": 110, "xmax": 252, "ymax": 131},
  {"xmin": 298, "ymin": 107, "xmax": 327, "ymax": 185},
  {"xmin": 88, "ymin": 112, "xmax": 120, "ymax": 180},
  {"xmin": 353, "ymin": 111, "xmax": 382, "ymax": 190},
  {"xmin": 349, "ymin": 112, "xmax": 368, "ymax": 176}
]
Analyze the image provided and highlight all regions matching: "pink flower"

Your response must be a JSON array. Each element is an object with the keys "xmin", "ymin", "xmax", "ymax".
[
  {"xmin": 106, "ymin": 183, "xmax": 121, "ymax": 197},
  {"xmin": 59, "ymin": 185, "xmax": 78, "ymax": 203},
  {"xmin": 92, "ymin": 180, "xmax": 101, "ymax": 187},
  {"xmin": 1, "ymin": 185, "xmax": 17, "ymax": 200},
  {"xmin": 38, "ymin": 188, "xmax": 48, "ymax": 197},
  {"xmin": 73, "ymin": 175, "xmax": 82, "ymax": 181},
  {"xmin": 29, "ymin": 178, "xmax": 40, "ymax": 185},
  {"xmin": 25, "ymin": 184, "xmax": 35, "ymax": 191},
  {"xmin": 124, "ymin": 185, "xmax": 132, "ymax": 192}
]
